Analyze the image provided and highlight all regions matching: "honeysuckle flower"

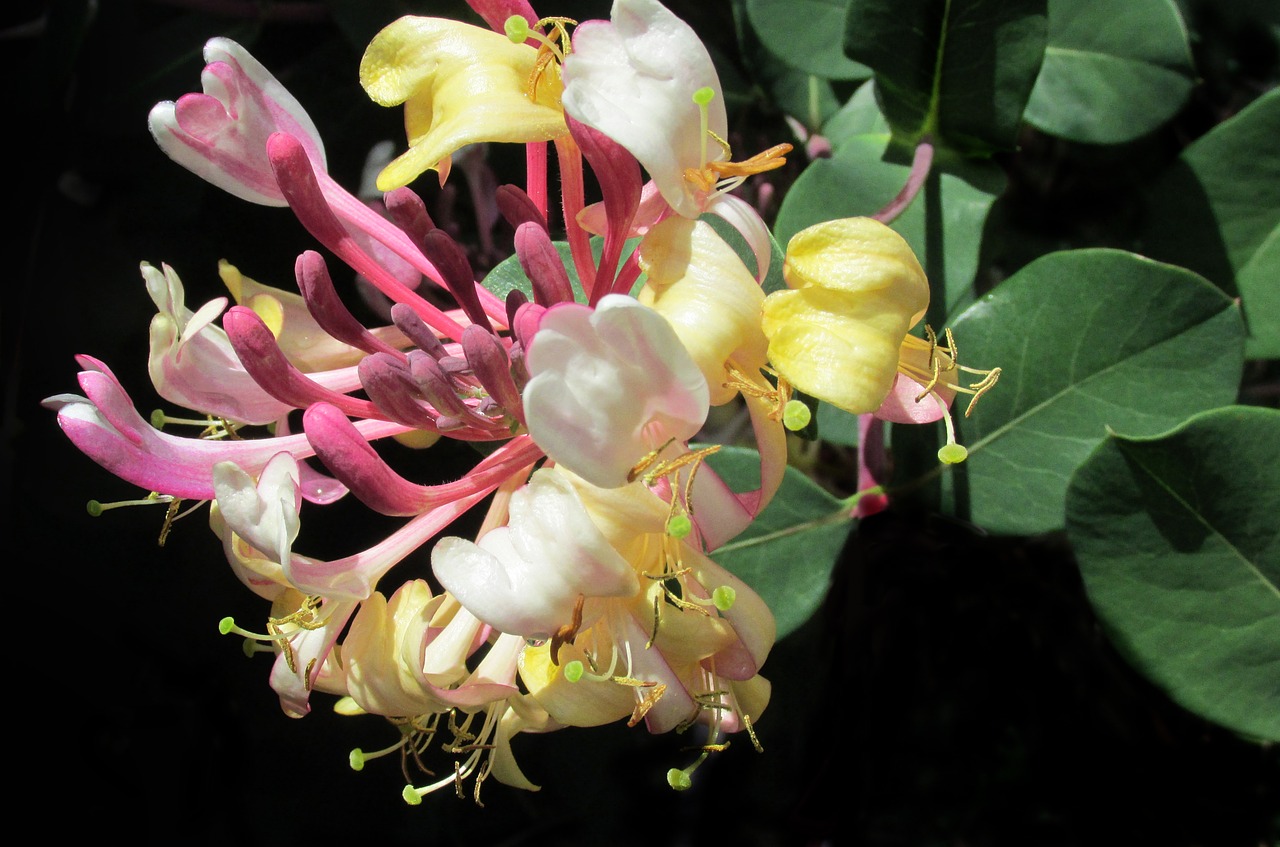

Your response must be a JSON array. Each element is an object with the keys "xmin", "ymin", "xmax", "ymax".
[
  {"xmin": 359, "ymin": 15, "xmax": 567, "ymax": 191},
  {"xmin": 762, "ymin": 217, "xmax": 930, "ymax": 416},
  {"xmin": 432, "ymin": 467, "xmax": 641, "ymax": 641},
  {"xmin": 44, "ymin": 356, "xmax": 417, "ymax": 502},
  {"xmin": 149, "ymin": 36, "xmax": 326, "ymax": 206},
  {"xmin": 212, "ymin": 452, "xmax": 301, "ymax": 568},
  {"xmin": 637, "ymin": 218, "xmax": 769, "ymax": 406},
  {"xmin": 522, "ymin": 293, "xmax": 709, "ymax": 489},
  {"xmin": 762, "ymin": 217, "xmax": 1001, "ymax": 464},
  {"xmin": 144, "ymin": 261, "xmax": 293, "ymax": 425},
  {"xmin": 636, "ymin": 216, "xmax": 788, "ymax": 545},
  {"xmin": 341, "ymin": 579, "xmax": 522, "ymax": 717},
  {"xmin": 561, "ymin": 0, "xmax": 788, "ymax": 279}
]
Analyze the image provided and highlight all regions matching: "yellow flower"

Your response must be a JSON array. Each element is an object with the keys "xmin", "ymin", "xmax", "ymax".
[
  {"xmin": 761, "ymin": 217, "xmax": 929, "ymax": 415},
  {"xmin": 360, "ymin": 16, "xmax": 567, "ymax": 191},
  {"xmin": 637, "ymin": 216, "xmax": 770, "ymax": 406}
]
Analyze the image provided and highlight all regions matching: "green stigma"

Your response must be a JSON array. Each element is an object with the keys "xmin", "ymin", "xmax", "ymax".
[
  {"xmin": 692, "ymin": 86, "xmax": 715, "ymax": 107},
  {"xmin": 938, "ymin": 443, "xmax": 968, "ymax": 465},
  {"xmin": 782, "ymin": 399, "xmax": 812, "ymax": 431},
  {"xmin": 402, "ymin": 785, "xmax": 423, "ymax": 806},
  {"xmin": 712, "ymin": 585, "xmax": 737, "ymax": 611},
  {"xmin": 666, "ymin": 514, "xmax": 693, "ymax": 539},
  {"xmin": 564, "ymin": 660, "xmax": 585, "ymax": 683},
  {"xmin": 505, "ymin": 15, "xmax": 530, "ymax": 43},
  {"xmin": 349, "ymin": 749, "xmax": 366, "ymax": 771},
  {"xmin": 218, "ymin": 616, "xmax": 236, "ymax": 635},
  {"xmin": 86, "ymin": 500, "xmax": 104, "ymax": 517},
  {"xmin": 667, "ymin": 768, "xmax": 693, "ymax": 791},
  {"xmin": 150, "ymin": 408, "xmax": 166, "ymax": 429}
]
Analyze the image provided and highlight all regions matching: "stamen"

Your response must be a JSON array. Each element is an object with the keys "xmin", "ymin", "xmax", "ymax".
[
  {"xmin": 548, "ymin": 593, "xmax": 585, "ymax": 665},
  {"xmin": 507, "ymin": 15, "xmax": 576, "ymax": 98}
]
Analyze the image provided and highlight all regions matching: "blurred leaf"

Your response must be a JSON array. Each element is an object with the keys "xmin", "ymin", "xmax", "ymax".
[
  {"xmin": 1140, "ymin": 88, "xmax": 1280, "ymax": 358},
  {"xmin": 775, "ymin": 134, "xmax": 1005, "ymax": 319},
  {"xmin": 1023, "ymin": 0, "xmax": 1194, "ymax": 144},
  {"xmin": 843, "ymin": 0, "xmax": 1047, "ymax": 153},
  {"xmin": 708, "ymin": 447, "xmax": 853, "ymax": 639},
  {"xmin": 745, "ymin": 0, "xmax": 871, "ymax": 80},
  {"xmin": 816, "ymin": 403, "xmax": 862, "ymax": 447},
  {"xmin": 950, "ymin": 249, "xmax": 1245, "ymax": 536},
  {"xmin": 729, "ymin": 1, "xmax": 843, "ymax": 131},
  {"xmin": 1065, "ymin": 406, "xmax": 1280, "ymax": 742},
  {"xmin": 822, "ymin": 79, "xmax": 891, "ymax": 144}
]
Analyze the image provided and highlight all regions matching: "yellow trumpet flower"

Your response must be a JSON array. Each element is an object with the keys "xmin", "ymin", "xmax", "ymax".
[
  {"xmin": 360, "ymin": 16, "xmax": 567, "ymax": 191},
  {"xmin": 762, "ymin": 217, "xmax": 929, "ymax": 415}
]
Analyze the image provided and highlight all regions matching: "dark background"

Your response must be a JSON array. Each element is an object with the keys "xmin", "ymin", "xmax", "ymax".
[{"xmin": 5, "ymin": 1, "xmax": 1278, "ymax": 844}]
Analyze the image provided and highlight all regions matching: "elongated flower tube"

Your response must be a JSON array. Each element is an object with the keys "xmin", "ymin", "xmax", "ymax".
[
  {"xmin": 149, "ymin": 37, "xmax": 326, "ymax": 205},
  {"xmin": 522, "ymin": 294, "xmax": 709, "ymax": 489},
  {"xmin": 761, "ymin": 217, "xmax": 930, "ymax": 416},
  {"xmin": 360, "ymin": 16, "xmax": 567, "ymax": 191}
]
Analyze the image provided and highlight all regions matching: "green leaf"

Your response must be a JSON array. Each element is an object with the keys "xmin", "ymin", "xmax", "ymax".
[
  {"xmin": 948, "ymin": 249, "xmax": 1245, "ymax": 535},
  {"xmin": 1065, "ymin": 406, "xmax": 1280, "ymax": 742},
  {"xmin": 707, "ymin": 446, "xmax": 853, "ymax": 639},
  {"xmin": 482, "ymin": 236, "xmax": 640, "ymax": 304},
  {"xmin": 1139, "ymin": 88, "xmax": 1280, "ymax": 358},
  {"xmin": 843, "ymin": 0, "xmax": 1048, "ymax": 153},
  {"xmin": 1023, "ymin": 0, "xmax": 1194, "ymax": 144},
  {"xmin": 822, "ymin": 79, "xmax": 891, "ymax": 145},
  {"xmin": 746, "ymin": 0, "xmax": 871, "ymax": 80},
  {"xmin": 774, "ymin": 133, "xmax": 1006, "ymax": 319}
]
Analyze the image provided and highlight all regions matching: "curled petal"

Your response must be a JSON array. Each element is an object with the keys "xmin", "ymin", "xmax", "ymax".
[
  {"xmin": 638, "ymin": 217, "xmax": 768, "ymax": 405},
  {"xmin": 432, "ymin": 468, "xmax": 639, "ymax": 639},
  {"xmin": 561, "ymin": 0, "xmax": 726, "ymax": 218},
  {"xmin": 360, "ymin": 16, "xmax": 566, "ymax": 191},
  {"xmin": 212, "ymin": 452, "xmax": 302, "ymax": 568},
  {"xmin": 148, "ymin": 37, "xmax": 326, "ymax": 205},
  {"xmin": 523, "ymin": 295, "xmax": 708, "ymax": 488}
]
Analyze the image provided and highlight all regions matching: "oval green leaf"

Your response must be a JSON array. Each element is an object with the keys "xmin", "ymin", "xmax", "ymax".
[
  {"xmin": 1139, "ymin": 88, "xmax": 1280, "ymax": 358},
  {"xmin": 745, "ymin": 0, "xmax": 871, "ymax": 80},
  {"xmin": 706, "ymin": 446, "xmax": 853, "ymax": 639},
  {"xmin": 1065, "ymin": 406, "xmax": 1280, "ymax": 741},
  {"xmin": 843, "ymin": 0, "xmax": 1048, "ymax": 153},
  {"xmin": 1023, "ymin": 0, "xmax": 1195, "ymax": 144},
  {"xmin": 948, "ymin": 249, "xmax": 1245, "ymax": 535}
]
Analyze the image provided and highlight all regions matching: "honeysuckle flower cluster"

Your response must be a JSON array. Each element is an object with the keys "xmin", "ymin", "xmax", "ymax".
[{"xmin": 45, "ymin": 0, "xmax": 997, "ymax": 804}]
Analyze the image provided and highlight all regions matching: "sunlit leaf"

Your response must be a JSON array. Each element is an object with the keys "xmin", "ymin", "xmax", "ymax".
[
  {"xmin": 746, "ymin": 0, "xmax": 871, "ymax": 80},
  {"xmin": 1066, "ymin": 406, "xmax": 1280, "ymax": 742},
  {"xmin": 1140, "ymin": 88, "xmax": 1280, "ymax": 358},
  {"xmin": 1023, "ymin": 0, "xmax": 1194, "ymax": 144},
  {"xmin": 948, "ymin": 249, "xmax": 1245, "ymax": 535}
]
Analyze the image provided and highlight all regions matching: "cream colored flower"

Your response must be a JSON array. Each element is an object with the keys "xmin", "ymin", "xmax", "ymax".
[
  {"xmin": 360, "ymin": 16, "xmax": 566, "ymax": 190},
  {"xmin": 761, "ymin": 217, "xmax": 929, "ymax": 415}
]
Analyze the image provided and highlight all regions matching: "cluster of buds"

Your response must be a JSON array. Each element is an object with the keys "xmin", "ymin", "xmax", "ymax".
[{"xmin": 45, "ymin": 0, "xmax": 996, "ymax": 802}]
